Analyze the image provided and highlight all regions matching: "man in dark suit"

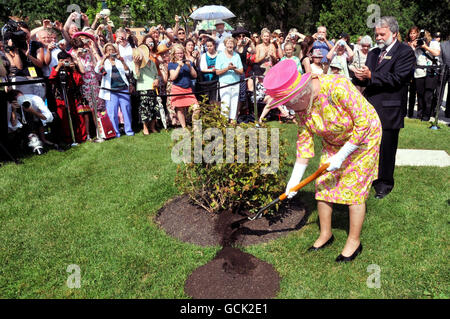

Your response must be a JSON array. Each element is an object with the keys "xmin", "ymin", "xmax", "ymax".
[
  {"xmin": 353, "ymin": 16, "xmax": 416, "ymax": 199},
  {"xmin": 440, "ymin": 37, "xmax": 450, "ymax": 118}
]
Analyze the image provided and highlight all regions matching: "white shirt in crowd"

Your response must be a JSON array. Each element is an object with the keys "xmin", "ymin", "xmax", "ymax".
[
  {"xmin": 215, "ymin": 31, "xmax": 232, "ymax": 53},
  {"xmin": 118, "ymin": 43, "xmax": 134, "ymax": 65},
  {"xmin": 42, "ymin": 47, "xmax": 61, "ymax": 77},
  {"xmin": 7, "ymin": 94, "xmax": 53, "ymax": 132}
]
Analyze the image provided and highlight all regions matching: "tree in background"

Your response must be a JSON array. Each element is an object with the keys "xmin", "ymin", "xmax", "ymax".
[
  {"xmin": 317, "ymin": 0, "xmax": 417, "ymax": 42},
  {"xmin": 0, "ymin": 0, "xmax": 448, "ymax": 39}
]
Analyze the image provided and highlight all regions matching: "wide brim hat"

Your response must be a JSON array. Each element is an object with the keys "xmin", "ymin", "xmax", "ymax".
[
  {"xmin": 156, "ymin": 43, "xmax": 170, "ymax": 55},
  {"xmin": 263, "ymin": 59, "xmax": 312, "ymax": 110},
  {"xmin": 232, "ymin": 27, "xmax": 250, "ymax": 38},
  {"xmin": 72, "ymin": 32, "xmax": 96, "ymax": 42},
  {"xmin": 214, "ymin": 19, "xmax": 226, "ymax": 25},
  {"xmin": 133, "ymin": 44, "xmax": 150, "ymax": 69},
  {"xmin": 329, "ymin": 60, "xmax": 343, "ymax": 70}
]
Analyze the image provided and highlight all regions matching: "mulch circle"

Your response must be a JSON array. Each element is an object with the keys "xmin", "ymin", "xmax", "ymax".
[
  {"xmin": 184, "ymin": 246, "xmax": 281, "ymax": 299},
  {"xmin": 155, "ymin": 194, "xmax": 308, "ymax": 247},
  {"xmin": 154, "ymin": 194, "xmax": 309, "ymax": 299}
]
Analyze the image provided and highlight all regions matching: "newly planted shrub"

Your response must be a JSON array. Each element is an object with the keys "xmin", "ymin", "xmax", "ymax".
[{"xmin": 174, "ymin": 102, "xmax": 290, "ymax": 214}]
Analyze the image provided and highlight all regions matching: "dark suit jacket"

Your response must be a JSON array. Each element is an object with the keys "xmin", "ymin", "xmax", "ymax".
[
  {"xmin": 441, "ymin": 40, "xmax": 450, "ymax": 68},
  {"xmin": 354, "ymin": 40, "xmax": 415, "ymax": 129}
]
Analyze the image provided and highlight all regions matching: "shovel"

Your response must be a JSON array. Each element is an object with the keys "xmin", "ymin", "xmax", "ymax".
[{"xmin": 248, "ymin": 163, "xmax": 330, "ymax": 221}]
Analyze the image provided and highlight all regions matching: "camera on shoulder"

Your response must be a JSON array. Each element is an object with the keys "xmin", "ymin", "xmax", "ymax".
[
  {"xmin": 1, "ymin": 19, "xmax": 28, "ymax": 52},
  {"xmin": 417, "ymin": 29, "xmax": 426, "ymax": 47}
]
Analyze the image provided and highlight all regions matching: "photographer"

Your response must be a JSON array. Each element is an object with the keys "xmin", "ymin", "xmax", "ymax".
[
  {"xmin": 116, "ymin": 28, "xmax": 134, "ymax": 65},
  {"xmin": 6, "ymin": 89, "xmax": 55, "ymax": 155},
  {"xmin": 49, "ymin": 50, "xmax": 86, "ymax": 144},
  {"xmin": 326, "ymin": 38, "xmax": 354, "ymax": 78},
  {"xmin": 3, "ymin": 20, "xmax": 46, "ymax": 99},
  {"xmin": 312, "ymin": 26, "xmax": 335, "ymax": 73},
  {"xmin": 412, "ymin": 30, "xmax": 441, "ymax": 121}
]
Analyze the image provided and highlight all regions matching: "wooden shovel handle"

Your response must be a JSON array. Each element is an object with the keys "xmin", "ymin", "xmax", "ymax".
[{"xmin": 279, "ymin": 163, "xmax": 330, "ymax": 201}]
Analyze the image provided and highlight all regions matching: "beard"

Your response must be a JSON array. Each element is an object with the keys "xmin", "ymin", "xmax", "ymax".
[{"xmin": 376, "ymin": 32, "xmax": 394, "ymax": 49}]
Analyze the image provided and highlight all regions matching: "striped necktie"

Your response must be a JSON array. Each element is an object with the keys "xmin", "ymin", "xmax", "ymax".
[{"xmin": 378, "ymin": 49, "xmax": 387, "ymax": 64}]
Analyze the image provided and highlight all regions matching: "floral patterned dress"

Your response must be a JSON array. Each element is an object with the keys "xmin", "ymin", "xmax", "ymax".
[
  {"xmin": 296, "ymin": 74, "xmax": 382, "ymax": 205},
  {"xmin": 80, "ymin": 53, "xmax": 105, "ymax": 112}
]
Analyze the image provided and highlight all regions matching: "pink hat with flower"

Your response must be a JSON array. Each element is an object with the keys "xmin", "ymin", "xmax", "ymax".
[{"xmin": 263, "ymin": 59, "xmax": 312, "ymax": 109}]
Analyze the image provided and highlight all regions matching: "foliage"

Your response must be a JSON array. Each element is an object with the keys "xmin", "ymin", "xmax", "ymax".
[
  {"xmin": 0, "ymin": 1, "xmax": 447, "ymax": 39},
  {"xmin": 174, "ymin": 101, "xmax": 290, "ymax": 214},
  {"xmin": 317, "ymin": 0, "xmax": 418, "ymax": 42}
]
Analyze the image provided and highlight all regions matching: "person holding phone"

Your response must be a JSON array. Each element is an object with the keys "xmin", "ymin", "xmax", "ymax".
[{"xmin": 95, "ymin": 43, "xmax": 134, "ymax": 137}]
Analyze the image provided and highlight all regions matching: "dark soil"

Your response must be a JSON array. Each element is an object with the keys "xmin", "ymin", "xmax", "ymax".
[
  {"xmin": 155, "ymin": 194, "xmax": 309, "ymax": 299},
  {"xmin": 155, "ymin": 195, "xmax": 308, "ymax": 247},
  {"xmin": 184, "ymin": 246, "xmax": 280, "ymax": 299}
]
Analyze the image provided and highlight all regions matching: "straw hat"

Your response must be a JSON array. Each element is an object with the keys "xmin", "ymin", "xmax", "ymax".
[
  {"xmin": 156, "ymin": 43, "xmax": 170, "ymax": 55},
  {"xmin": 132, "ymin": 44, "xmax": 150, "ymax": 69},
  {"xmin": 263, "ymin": 59, "xmax": 312, "ymax": 109}
]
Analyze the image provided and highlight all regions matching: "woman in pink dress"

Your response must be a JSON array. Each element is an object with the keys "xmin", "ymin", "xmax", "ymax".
[
  {"xmin": 261, "ymin": 59, "xmax": 382, "ymax": 262},
  {"xmin": 71, "ymin": 36, "xmax": 104, "ymax": 140}
]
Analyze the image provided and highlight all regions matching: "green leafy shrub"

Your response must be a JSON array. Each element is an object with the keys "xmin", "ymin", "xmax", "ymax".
[{"xmin": 174, "ymin": 101, "xmax": 290, "ymax": 214}]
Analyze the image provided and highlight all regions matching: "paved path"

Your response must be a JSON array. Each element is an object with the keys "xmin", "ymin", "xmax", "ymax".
[{"xmin": 396, "ymin": 149, "xmax": 450, "ymax": 167}]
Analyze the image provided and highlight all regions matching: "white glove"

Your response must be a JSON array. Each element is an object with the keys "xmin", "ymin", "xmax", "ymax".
[
  {"xmin": 326, "ymin": 142, "xmax": 358, "ymax": 171},
  {"xmin": 285, "ymin": 162, "xmax": 308, "ymax": 199}
]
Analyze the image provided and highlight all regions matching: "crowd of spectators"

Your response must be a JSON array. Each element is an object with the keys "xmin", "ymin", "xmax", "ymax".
[{"xmin": 0, "ymin": 9, "xmax": 447, "ymax": 160}]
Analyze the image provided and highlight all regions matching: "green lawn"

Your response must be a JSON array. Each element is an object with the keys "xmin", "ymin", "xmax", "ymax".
[{"xmin": 0, "ymin": 119, "xmax": 448, "ymax": 298}]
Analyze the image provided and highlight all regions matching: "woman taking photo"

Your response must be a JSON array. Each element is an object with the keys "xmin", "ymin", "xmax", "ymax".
[
  {"xmin": 71, "ymin": 35, "xmax": 104, "ymax": 140},
  {"xmin": 406, "ymin": 26, "xmax": 419, "ymax": 118},
  {"xmin": 412, "ymin": 30, "xmax": 441, "ymax": 121},
  {"xmin": 133, "ymin": 44, "xmax": 160, "ymax": 135},
  {"xmin": 215, "ymin": 36, "xmax": 244, "ymax": 123},
  {"xmin": 261, "ymin": 59, "xmax": 382, "ymax": 262},
  {"xmin": 168, "ymin": 43, "xmax": 199, "ymax": 128},
  {"xmin": 95, "ymin": 43, "xmax": 134, "ymax": 137}
]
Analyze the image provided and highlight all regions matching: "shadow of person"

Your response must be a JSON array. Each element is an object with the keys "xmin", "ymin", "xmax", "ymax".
[{"xmin": 312, "ymin": 202, "xmax": 350, "ymax": 233}]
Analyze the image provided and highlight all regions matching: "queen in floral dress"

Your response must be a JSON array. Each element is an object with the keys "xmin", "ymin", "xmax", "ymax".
[{"xmin": 262, "ymin": 59, "xmax": 381, "ymax": 263}]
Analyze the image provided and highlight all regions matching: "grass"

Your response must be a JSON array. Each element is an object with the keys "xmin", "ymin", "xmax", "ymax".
[{"xmin": 0, "ymin": 119, "xmax": 448, "ymax": 299}]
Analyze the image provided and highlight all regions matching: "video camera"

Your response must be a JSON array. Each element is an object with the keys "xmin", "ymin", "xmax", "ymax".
[
  {"xmin": 1, "ymin": 19, "xmax": 28, "ymax": 52},
  {"xmin": 417, "ymin": 29, "xmax": 426, "ymax": 47}
]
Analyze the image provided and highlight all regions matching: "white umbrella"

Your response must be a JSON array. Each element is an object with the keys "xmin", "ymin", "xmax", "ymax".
[{"xmin": 189, "ymin": 5, "xmax": 235, "ymax": 21}]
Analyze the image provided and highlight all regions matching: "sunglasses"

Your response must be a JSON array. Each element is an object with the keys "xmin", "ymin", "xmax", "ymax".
[{"xmin": 178, "ymin": 32, "xmax": 185, "ymax": 35}]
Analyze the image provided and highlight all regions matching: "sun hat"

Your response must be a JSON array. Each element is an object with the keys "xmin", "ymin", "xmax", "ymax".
[
  {"xmin": 311, "ymin": 49, "xmax": 323, "ymax": 58},
  {"xmin": 156, "ymin": 43, "xmax": 170, "ymax": 55},
  {"xmin": 132, "ymin": 44, "xmax": 150, "ymax": 69},
  {"xmin": 215, "ymin": 19, "xmax": 226, "ymax": 26},
  {"xmin": 329, "ymin": 60, "xmax": 343, "ymax": 70},
  {"xmin": 72, "ymin": 31, "xmax": 96, "ymax": 42},
  {"xmin": 263, "ymin": 59, "xmax": 312, "ymax": 109},
  {"xmin": 232, "ymin": 26, "xmax": 250, "ymax": 38}
]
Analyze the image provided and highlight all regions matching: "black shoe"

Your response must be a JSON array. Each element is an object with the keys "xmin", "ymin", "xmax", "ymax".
[
  {"xmin": 335, "ymin": 243, "xmax": 363, "ymax": 263},
  {"xmin": 307, "ymin": 235, "xmax": 334, "ymax": 252},
  {"xmin": 374, "ymin": 190, "xmax": 388, "ymax": 199}
]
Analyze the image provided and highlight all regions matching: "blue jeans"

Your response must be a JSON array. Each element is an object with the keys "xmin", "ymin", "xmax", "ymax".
[{"xmin": 105, "ymin": 91, "xmax": 134, "ymax": 137}]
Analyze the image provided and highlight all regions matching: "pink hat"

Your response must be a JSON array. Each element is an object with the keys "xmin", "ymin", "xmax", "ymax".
[
  {"xmin": 72, "ymin": 32, "xmax": 96, "ymax": 42},
  {"xmin": 263, "ymin": 59, "xmax": 312, "ymax": 109}
]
